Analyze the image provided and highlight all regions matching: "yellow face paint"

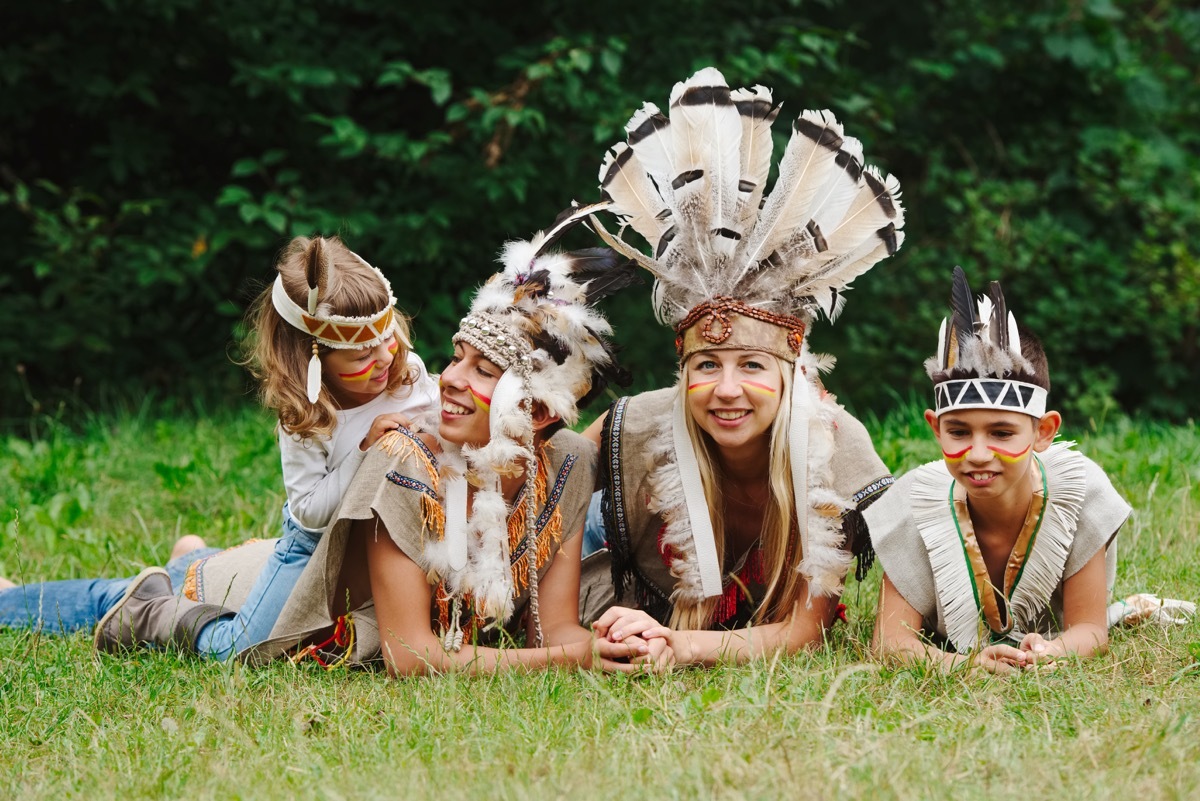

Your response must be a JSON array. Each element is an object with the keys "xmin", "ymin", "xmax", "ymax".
[
  {"xmin": 338, "ymin": 361, "xmax": 377, "ymax": 383},
  {"xmin": 687, "ymin": 380, "xmax": 718, "ymax": 395},
  {"xmin": 388, "ymin": 340, "xmax": 399, "ymax": 356},
  {"xmin": 990, "ymin": 444, "xmax": 1032, "ymax": 463},
  {"xmin": 740, "ymin": 380, "xmax": 778, "ymax": 397},
  {"xmin": 468, "ymin": 386, "xmax": 491, "ymax": 412},
  {"xmin": 942, "ymin": 446, "xmax": 970, "ymax": 464}
]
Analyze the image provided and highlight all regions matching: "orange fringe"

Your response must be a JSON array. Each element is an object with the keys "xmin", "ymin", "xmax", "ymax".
[
  {"xmin": 506, "ymin": 453, "xmax": 563, "ymax": 597},
  {"xmin": 290, "ymin": 614, "xmax": 356, "ymax": 669},
  {"xmin": 422, "ymin": 494, "xmax": 446, "ymax": 540}
]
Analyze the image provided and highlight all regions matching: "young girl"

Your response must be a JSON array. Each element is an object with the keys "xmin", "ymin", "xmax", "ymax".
[{"xmin": 0, "ymin": 236, "xmax": 438, "ymax": 658}]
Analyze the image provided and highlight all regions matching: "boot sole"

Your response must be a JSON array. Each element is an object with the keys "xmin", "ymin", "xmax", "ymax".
[{"xmin": 93, "ymin": 566, "xmax": 171, "ymax": 653}]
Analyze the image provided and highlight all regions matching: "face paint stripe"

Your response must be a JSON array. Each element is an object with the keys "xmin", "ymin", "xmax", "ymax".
[
  {"xmin": 687, "ymin": 380, "xmax": 718, "ymax": 394},
  {"xmin": 942, "ymin": 446, "xmax": 970, "ymax": 463},
  {"xmin": 468, "ymin": 386, "xmax": 491, "ymax": 411},
  {"xmin": 990, "ymin": 444, "xmax": 1031, "ymax": 463},
  {"xmin": 741, "ymin": 381, "xmax": 778, "ymax": 396},
  {"xmin": 338, "ymin": 360, "xmax": 377, "ymax": 381}
]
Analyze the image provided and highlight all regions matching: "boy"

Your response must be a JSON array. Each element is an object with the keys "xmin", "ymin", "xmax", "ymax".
[{"xmin": 866, "ymin": 267, "xmax": 1130, "ymax": 674}]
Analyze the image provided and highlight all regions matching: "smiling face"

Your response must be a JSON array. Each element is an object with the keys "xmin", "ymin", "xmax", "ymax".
[
  {"xmin": 321, "ymin": 334, "xmax": 399, "ymax": 408},
  {"xmin": 685, "ymin": 349, "xmax": 784, "ymax": 460},
  {"xmin": 438, "ymin": 342, "xmax": 503, "ymax": 447},
  {"xmin": 925, "ymin": 407, "xmax": 1060, "ymax": 507}
]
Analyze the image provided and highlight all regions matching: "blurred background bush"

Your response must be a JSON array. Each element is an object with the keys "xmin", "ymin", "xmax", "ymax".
[{"xmin": 2, "ymin": 0, "xmax": 1197, "ymax": 427}]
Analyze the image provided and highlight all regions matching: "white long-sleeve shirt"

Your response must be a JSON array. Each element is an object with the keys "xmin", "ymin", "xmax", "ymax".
[{"xmin": 279, "ymin": 352, "xmax": 439, "ymax": 533}]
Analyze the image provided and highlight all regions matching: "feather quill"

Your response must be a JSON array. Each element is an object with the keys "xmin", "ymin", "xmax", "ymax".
[
  {"xmin": 304, "ymin": 238, "xmax": 328, "ymax": 316},
  {"xmin": 949, "ymin": 265, "xmax": 977, "ymax": 367},
  {"xmin": 805, "ymin": 138, "xmax": 865, "ymax": 252},
  {"xmin": 818, "ymin": 168, "xmax": 904, "ymax": 258},
  {"xmin": 988, "ymin": 281, "xmax": 1008, "ymax": 354},
  {"xmin": 625, "ymin": 103, "xmax": 676, "ymax": 208}
]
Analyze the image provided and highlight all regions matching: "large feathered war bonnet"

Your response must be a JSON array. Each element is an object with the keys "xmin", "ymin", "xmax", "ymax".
[
  {"xmin": 589, "ymin": 67, "xmax": 906, "ymax": 602},
  {"xmin": 270, "ymin": 245, "xmax": 408, "ymax": 403},
  {"xmin": 927, "ymin": 266, "xmax": 1047, "ymax": 419},
  {"xmin": 428, "ymin": 205, "xmax": 636, "ymax": 648}
]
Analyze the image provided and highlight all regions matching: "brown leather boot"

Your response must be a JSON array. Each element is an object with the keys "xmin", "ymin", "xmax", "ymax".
[{"xmin": 94, "ymin": 567, "xmax": 231, "ymax": 654}]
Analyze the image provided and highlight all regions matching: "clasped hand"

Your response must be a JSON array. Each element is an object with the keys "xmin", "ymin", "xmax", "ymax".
[{"xmin": 591, "ymin": 606, "xmax": 678, "ymax": 674}]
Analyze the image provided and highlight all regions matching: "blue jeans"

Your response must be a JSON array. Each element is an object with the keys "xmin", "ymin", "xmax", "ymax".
[
  {"xmin": 582, "ymin": 490, "xmax": 608, "ymax": 558},
  {"xmin": 193, "ymin": 503, "xmax": 320, "ymax": 661},
  {"xmin": 0, "ymin": 547, "xmax": 221, "ymax": 634}
]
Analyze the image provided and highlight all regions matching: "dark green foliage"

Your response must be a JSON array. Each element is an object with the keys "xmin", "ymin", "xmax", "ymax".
[{"xmin": 2, "ymin": 0, "xmax": 1197, "ymax": 426}]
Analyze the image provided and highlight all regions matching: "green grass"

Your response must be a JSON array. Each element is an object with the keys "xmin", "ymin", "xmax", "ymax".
[{"xmin": 2, "ymin": 402, "xmax": 1199, "ymax": 799}]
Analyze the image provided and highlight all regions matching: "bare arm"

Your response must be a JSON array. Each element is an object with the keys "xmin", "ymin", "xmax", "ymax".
[
  {"xmin": 1020, "ymin": 548, "xmax": 1109, "ymax": 662},
  {"xmin": 581, "ymin": 412, "xmax": 608, "ymax": 447},
  {"xmin": 363, "ymin": 520, "xmax": 593, "ymax": 676},
  {"xmin": 595, "ymin": 582, "xmax": 836, "ymax": 669},
  {"xmin": 871, "ymin": 572, "xmax": 1026, "ymax": 675}
]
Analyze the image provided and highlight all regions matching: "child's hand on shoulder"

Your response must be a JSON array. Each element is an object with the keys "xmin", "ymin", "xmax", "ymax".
[{"xmin": 360, "ymin": 413, "xmax": 416, "ymax": 450}]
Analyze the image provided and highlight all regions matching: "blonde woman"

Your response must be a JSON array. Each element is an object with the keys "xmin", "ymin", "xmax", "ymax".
[{"xmin": 579, "ymin": 67, "xmax": 904, "ymax": 669}]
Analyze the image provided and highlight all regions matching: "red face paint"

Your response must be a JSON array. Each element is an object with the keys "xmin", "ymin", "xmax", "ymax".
[
  {"xmin": 740, "ymin": 380, "xmax": 778, "ymax": 396},
  {"xmin": 338, "ymin": 361, "xmax": 377, "ymax": 382},
  {"xmin": 990, "ymin": 444, "xmax": 1032, "ymax": 463},
  {"xmin": 468, "ymin": 386, "xmax": 491, "ymax": 412},
  {"xmin": 942, "ymin": 446, "xmax": 970, "ymax": 464}
]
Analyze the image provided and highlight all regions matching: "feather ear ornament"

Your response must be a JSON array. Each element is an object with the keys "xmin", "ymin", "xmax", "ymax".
[{"xmin": 304, "ymin": 239, "xmax": 330, "ymax": 404}]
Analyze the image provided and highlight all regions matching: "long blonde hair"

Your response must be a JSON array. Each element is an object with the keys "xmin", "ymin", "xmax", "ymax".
[
  {"xmin": 670, "ymin": 359, "xmax": 801, "ymax": 630},
  {"xmin": 240, "ymin": 236, "xmax": 416, "ymax": 440}
]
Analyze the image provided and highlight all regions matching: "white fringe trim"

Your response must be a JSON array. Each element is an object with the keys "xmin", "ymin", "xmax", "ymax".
[{"xmin": 912, "ymin": 442, "xmax": 1085, "ymax": 652}]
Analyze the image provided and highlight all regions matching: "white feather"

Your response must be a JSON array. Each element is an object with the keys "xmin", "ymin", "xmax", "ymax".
[
  {"xmin": 599, "ymin": 143, "xmax": 671, "ymax": 249},
  {"xmin": 736, "ymin": 109, "xmax": 843, "ymax": 281},
  {"xmin": 730, "ymin": 85, "xmax": 778, "ymax": 232},
  {"xmin": 625, "ymin": 102, "xmax": 676, "ymax": 209}
]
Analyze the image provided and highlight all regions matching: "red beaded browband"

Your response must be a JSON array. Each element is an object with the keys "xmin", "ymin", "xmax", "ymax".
[{"xmin": 674, "ymin": 297, "xmax": 807, "ymax": 363}]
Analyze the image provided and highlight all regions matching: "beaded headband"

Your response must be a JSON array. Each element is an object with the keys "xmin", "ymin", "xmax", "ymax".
[
  {"xmin": 675, "ymin": 298, "xmax": 806, "ymax": 364},
  {"xmin": 452, "ymin": 312, "xmax": 532, "ymax": 372}
]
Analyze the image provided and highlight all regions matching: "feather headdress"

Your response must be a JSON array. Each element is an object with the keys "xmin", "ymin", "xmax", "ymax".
[
  {"xmin": 590, "ymin": 67, "xmax": 906, "ymax": 602},
  {"xmin": 431, "ymin": 203, "xmax": 637, "ymax": 646},
  {"xmin": 593, "ymin": 66, "xmax": 904, "ymax": 329},
  {"xmin": 926, "ymin": 266, "xmax": 1047, "ymax": 418}
]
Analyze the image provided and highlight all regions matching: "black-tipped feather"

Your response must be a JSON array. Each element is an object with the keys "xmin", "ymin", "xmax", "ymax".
[
  {"xmin": 573, "ymin": 253, "xmax": 644, "ymax": 305},
  {"xmin": 987, "ymin": 281, "xmax": 1008, "ymax": 353},
  {"xmin": 949, "ymin": 265, "xmax": 978, "ymax": 359}
]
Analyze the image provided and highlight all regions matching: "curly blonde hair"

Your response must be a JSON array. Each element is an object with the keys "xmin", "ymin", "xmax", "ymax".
[{"xmin": 241, "ymin": 236, "xmax": 416, "ymax": 440}]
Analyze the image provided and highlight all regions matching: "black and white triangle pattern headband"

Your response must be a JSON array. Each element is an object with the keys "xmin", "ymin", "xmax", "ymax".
[{"xmin": 934, "ymin": 378, "xmax": 1047, "ymax": 418}]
